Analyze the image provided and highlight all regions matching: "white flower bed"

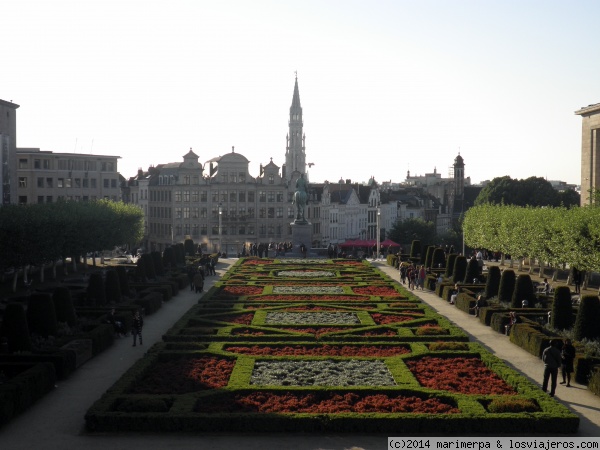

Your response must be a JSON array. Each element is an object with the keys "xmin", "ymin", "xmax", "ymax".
[
  {"xmin": 273, "ymin": 286, "xmax": 344, "ymax": 294},
  {"xmin": 265, "ymin": 311, "xmax": 360, "ymax": 325},
  {"xmin": 276, "ymin": 270, "xmax": 334, "ymax": 278},
  {"xmin": 250, "ymin": 360, "xmax": 396, "ymax": 386}
]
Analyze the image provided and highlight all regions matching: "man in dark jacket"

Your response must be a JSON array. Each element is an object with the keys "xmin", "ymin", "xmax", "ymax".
[{"xmin": 542, "ymin": 339, "xmax": 562, "ymax": 397}]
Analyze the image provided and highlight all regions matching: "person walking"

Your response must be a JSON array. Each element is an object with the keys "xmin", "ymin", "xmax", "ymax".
[
  {"xmin": 542, "ymin": 339, "xmax": 562, "ymax": 397},
  {"xmin": 132, "ymin": 310, "xmax": 144, "ymax": 347},
  {"xmin": 560, "ymin": 338, "xmax": 576, "ymax": 387}
]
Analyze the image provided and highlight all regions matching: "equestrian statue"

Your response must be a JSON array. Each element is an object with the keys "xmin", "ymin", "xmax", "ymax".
[{"xmin": 292, "ymin": 173, "xmax": 308, "ymax": 224}]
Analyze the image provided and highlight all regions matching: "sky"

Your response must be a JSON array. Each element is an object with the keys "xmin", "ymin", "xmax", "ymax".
[{"xmin": 2, "ymin": 0, "xmax": 599, "ymax": 186}]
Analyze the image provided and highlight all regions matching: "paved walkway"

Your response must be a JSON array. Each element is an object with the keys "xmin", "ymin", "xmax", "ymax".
[{"xmin": 1, "ymin": 260, "xmax": 599, "ymax": 450}]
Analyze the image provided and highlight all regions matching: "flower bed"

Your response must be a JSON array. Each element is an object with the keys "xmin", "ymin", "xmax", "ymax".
[{"xmin": 85, "ymin": 257, "xmax": 580, "ymax": 434}]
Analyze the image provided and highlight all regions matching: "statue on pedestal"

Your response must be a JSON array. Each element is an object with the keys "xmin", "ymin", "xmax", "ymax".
[{"xmin": 292, "ymin": 174, "xmax": 308, "ymax": 224}]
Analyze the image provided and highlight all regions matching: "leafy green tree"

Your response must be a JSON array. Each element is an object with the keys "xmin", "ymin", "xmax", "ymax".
[
  {"xmin": 388, "ymin": 218, "xmax": 436, "ymax": 249},
  {"xmin": 474, "ymin": 176, "xmax": 562, "ymax": 207},
  {"xmin": 557, "ymin": 189, "xmax": 580, "ymax": 207}
]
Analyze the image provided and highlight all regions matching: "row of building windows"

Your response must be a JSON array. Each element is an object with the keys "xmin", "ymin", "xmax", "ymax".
[
  {"xmin": 18, "ymin": 177, "xmax": 119, "ymax": 189},
  {"xmin": 18, "ymin": 158, "xmax": 116, "ymax": 172},
  {"xmin": 149, "ymin": 206, "xmax": 296, "ymax": 220},
  {"xmin": 150, "ymin": 190, "xmax": 287, "ymax": 203},
  {"xmin": 149, "ymin": 222, "xmax": 290, "ymax": 238},
  {"xmin": 17, "ymin": 195, "xmax": 117, "ymax": 205}
]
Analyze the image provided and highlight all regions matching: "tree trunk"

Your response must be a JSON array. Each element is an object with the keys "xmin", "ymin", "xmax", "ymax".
[
  {"xmin": 23, "ymin": 265, "xmax": 29, "ymax": 284},
  {"xmin": 72, "ymin": 255, "xmax": 77, "ymax": 273},
  {"xmin": 39, "ymin": 263, "xmax": 45, "ymax": 283},
  {"xmin": 12, "ymin": 271, "xmax": 18, "ymax": 293},
  {"xmin": 52, "ymin": 261, "xmax": 58, "ymax": 280}
]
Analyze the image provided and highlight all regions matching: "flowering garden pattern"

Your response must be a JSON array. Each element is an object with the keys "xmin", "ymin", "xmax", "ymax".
[{"xmin": 86, "ymin": 258, "xmax": 579, "ymax": 434}]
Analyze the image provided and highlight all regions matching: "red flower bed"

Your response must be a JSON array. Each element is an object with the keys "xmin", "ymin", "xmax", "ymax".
[
  {"xmin": 195, "ymin": 391, "xmax": 460, "ymax": 414},
  {"xmin": 406, "ymin": 356, "xmax": 516, "ymax": 395},
  {"xmin": 250, "ymin": 295, "xmax": 370, "ymax": 302},
  {"xmin": 353, "ymin": 286, "xmax": 400, "ymax": 296},
  {"xmin": 281, "ymin": 327, "xmax": 350, "ymax": 337},
  {"xmin": 218, "ymin": 313, "xmax": 254, "ymax": 325},
  {"xmin": 243, "ymin": 259, "xmax": 274, "ymax": 265},
  {"xmin": 129, "ymin": 357, "xmax": 234, "ymax": 394},
  {"xmin": 371, "ymin": 313, "xmax": 420, "ymax": 325},
  {"xmin": 222, "ymin": 286, "xmax": 264, "ymax": 296},
  {"xmin": 224, "ymin": 344, "xmax": 411, "ymax": 357},
  {"xmin": 359, "ymin": 329, "xmax": 398, "ymax": 337}
]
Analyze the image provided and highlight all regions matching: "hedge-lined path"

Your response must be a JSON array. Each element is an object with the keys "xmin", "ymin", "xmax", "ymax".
[
  {"xmin": 0, "ymin": 259, "xmax": 384, "ymax": 450},
  {"xmin": 2, "ymin": 258, "xmax": 600, "ymax": 450},
  {"xmin": 373, "ymin": 260, "xmax": 600, "ymax": 437}
]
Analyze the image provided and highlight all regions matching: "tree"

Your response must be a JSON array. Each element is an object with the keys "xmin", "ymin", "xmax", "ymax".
[
  {"xmin": 388, "ymin": 218, "xmax": 436, "ymax": 249},
  {"xmin": 474, "ymin": 176, "xmax": 563, "ymax": 207}
]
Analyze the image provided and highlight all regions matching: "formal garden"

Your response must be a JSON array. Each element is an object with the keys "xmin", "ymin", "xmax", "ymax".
[{"xmin": 84, "ymin": 258, "xmax": 578, "ymax": 434}]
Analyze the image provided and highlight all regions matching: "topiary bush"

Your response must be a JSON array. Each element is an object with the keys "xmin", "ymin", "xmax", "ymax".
[
  {"xmin": 464, "ymin": 258, "xmax": 480, "ymax": 284},
  {"xmin": 452, "ymin": 256, "xmax": 467, "ymax": 284},
  {"xmin": 184, "ymin": 238, "xmax": 195, "ymax": 256},
  {"xmin": 116, "ymin": 266, "xmax": 131, "ymax": 297},
  {"xmin": 511, "ymin": 274, "xmax": 535, "ymax": 309},
  {"xmin": 163, "ymin": 247, "xmax": 176, "ymax": 269},
  {"xmin": 27, "ymin": 293, "xmax": 58, "ymax": 338},
  {"xmin": 432, "ymin": 248, "xmax": 445, "ymax": 270},
  {"xmin": 484, "ymin": 265, "xmax": 501, "ymax": 299},
  {"xmin": 0, "ymin": 303, "xmax": 33, "ymax": 352},
  {"xmin": 445, "ymin": 254, "xmax": 458, "ymax": 278},
  {"xmin": 551, "ymin": 285, "xmax": 574, "ymax": 331},
  {"xmin": 141, "ymin": 254, "xmax": 156, "ymax": 279},
  {"xmin": 52, "ymin": 287, "xmax": 77, "ymax": 327},
  {"xmin": 105, "ymin": 269, "xmax": 122, "ymax": 304},
  {"xmin": 151, "ymin": 251, "xmax": 164, "ymax": 276},
  {"xmin": 136, "ymin": 256, "xmax": 148, "ymax": 281},
  {"xmin": 410, "ymin": 240, "xmax": 421, "ymax": 262},
  {"xmin": 424, "ymin": 246, "xmax": 434, "ymax": 270},
  {"xmin": 176, "ymin": 243, "xmax": 186, "ymax": 264},
  {"xmin": 87, "ymin": 272, "xmax": 106, "ymax": 306},
  {"xmin": 498, "ymin": 269, "xmax": 515, "ymax": 304},
  {"xmin": 574, "ymin": 295, "xmax": 600, "ymax": 341}
]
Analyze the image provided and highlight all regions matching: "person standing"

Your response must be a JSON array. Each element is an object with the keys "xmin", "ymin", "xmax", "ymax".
[
  {"xmin": 542, "ymin": 339, "xmax": 562, "ymax": 397},
  {"xmin": 572, "ymin": 268, "xmax": 581, "ymax": 294},
  {"xmin": 132, "ymin": 310, "xmax": 144, "ymax": 347},
  {"xmin": 560, "ymin": 338, "xmax": 576, "ymax": 387}
]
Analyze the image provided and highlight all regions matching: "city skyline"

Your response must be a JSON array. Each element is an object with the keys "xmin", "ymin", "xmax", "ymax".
[{"xmin": 3, "ymin": 1, "xmax": 600, "ymax": 186}]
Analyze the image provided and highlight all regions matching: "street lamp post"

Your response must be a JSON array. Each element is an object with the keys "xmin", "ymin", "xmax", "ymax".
[
  {"xmin": 218, "ymin": 203, "xmax": 223, "ymax": 254},
  {"xmin": 376, "ymin": 206, "xmax": 381, "ymax": 260}
]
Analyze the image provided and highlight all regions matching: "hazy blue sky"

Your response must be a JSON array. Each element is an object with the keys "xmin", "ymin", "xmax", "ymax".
[{"xmin": 3, "ymin": 0, "xmax": 599, "ymax": 185}]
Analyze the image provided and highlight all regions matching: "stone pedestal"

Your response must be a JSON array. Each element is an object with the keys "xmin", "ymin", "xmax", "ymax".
[{"xmin": 291, "ymin": 221, "xmax": 312, "ymax": 253}]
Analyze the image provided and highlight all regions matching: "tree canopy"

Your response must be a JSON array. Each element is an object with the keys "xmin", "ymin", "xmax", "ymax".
[
  {"xmin": 388, "ymin": 218, "xmax": 436, "ymax": 248},
  {"xmin": 474, "ymin": 176, "xmax": 579, "ymax": 207}
]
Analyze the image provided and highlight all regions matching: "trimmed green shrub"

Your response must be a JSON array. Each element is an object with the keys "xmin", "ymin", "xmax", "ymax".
[
  {"xmin": 116, "ymin": 266, "xmax": 130, "ymax": 297},
  {"xmin": 432, "ymin": 248, "xmax": 445, "ymax": 270},
  {"xmin": 136, "ymin": 256, "xmax": 147, "ymax": 281},
  {"xmin": 87, "ymin": 272, "xmax": 106, "ymax": 306},
  {"xmin": 551, "ymin": 286, "xmax": 574, "ymax": 331},
  {"xmin": 0, "ymin": 303, "xmax": 32, "ymax": 352},
  {"xmin": 184, "ymin": 238, "xmax": 195, "ymax": 256},
  {"xmin": 163, "ymin": 247, "xmax": 176, "ymax": 269},
  {"xmin": 487, "ymin": 397, "xmax": 539, "ymax": 413},
  {"xmin": 452, "ymin": 256, "xmax": 467, "ymax": 284},
  {"xmin": 498, "ymin": 269, "xmax": 515, "ymax": 304},
  {"xmin": 424, "ymin": 246, "xmax": 434, "ymax": 269},
  {"xmin": 445, "ymin": 253, "xmax": 458, "ymax": 278},
  {"xmin": 176, "ymin": 243, "xmax": 186, "ymax": 264},
  {"xmin": 410, "ymin": 240, "xmax": 421, "ymax": 261},
  {"xmin": 151, "ymin": 251, "xmax": 164, "ymax": 276},
  {"xmin": 484, "ymin": 266, "xmax": 501, "ymax": 299},
  {"xmin": 588, "ymin": 366, "xmax": 600, "ymax": 396},
  {"xmin": 464, "ymin": 258, "xmax": 480, "ymax": 284},
  {"xmin": 52, "ymin": 287, "xmax": 77, "ymax": 327},
  {"xmin": 574, "ymin": 295, "xmax": 600, "ymax": 341},
  {"xmin": 27, "ymin": 293, "xmax": 58, "ymax": 338},
  {"xmin": 105, "ymin": 269, "xmax": 122, "ymax": 304},
  {"xmin": 511, "ymin": 274, "xmax": 535, "ymax": 309},
  {"xmin": 141, "ymin": 254, "xmax": 156, "ymax": 279}
]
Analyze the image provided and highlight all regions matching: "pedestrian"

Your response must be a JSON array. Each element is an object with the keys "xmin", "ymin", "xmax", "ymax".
[
  {"xmin": 193, "ymin": 271, "xmax": 205, "ymax": 293},
  {"xmin": 399, "ymin": 264, "xmax": 407, "ymax": 285},
  {"xmin": 560, "ymin": 338, "xmax": 576, "ymax": 387},
  {"xmin": 132, "ymin": 310, "xmax": 143, "ymax": 347},
  {"xmin": 187, "ymin": 266, "xmax": 196, "ymax": 291},
  {"xmin": 542, "ymin": 339, "xmax": 562, "ymax": 397},
  {"xmin": 572, "ymin": 268, "xmax": 581, "ymax": 294}
]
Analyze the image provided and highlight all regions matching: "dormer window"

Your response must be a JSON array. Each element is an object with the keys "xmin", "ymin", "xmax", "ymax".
[{"xmin": 268, "ymin": 174, "xmax": 274, "ymax": 184}]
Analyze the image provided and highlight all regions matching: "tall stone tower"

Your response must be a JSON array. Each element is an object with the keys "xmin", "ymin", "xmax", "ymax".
[
  {"xmin": 575, "ymin": 102, "xmax": 600, "ymax": 206},
  {"xmin": 285, "ymin": 75, "xmax": 306, "ymax": 183},
  {"xmin": 453, "ymin": 153, "xmax": 465, "ymax": 215},
  {"xmin": 0, "ymin": 99, "xmax": 19, "ymax": 205}
]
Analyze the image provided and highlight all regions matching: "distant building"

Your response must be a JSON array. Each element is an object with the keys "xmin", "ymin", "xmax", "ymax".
[
  {"xmin": 575, "ymin": 102, "xmax": 600, "ymax": 205},
  {"xmin": 15, "ymin": 148, "xmax": 122, "ymax": 204},
  {"xmin": 0, "ymin": 99, "xmax": 19, "ymax": 205}
]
